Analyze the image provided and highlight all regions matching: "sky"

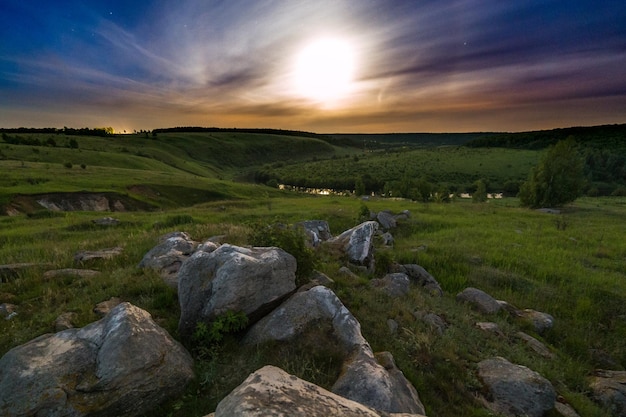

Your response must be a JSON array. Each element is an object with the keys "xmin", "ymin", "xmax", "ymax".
[{"xmin": 1, "ymin": 0, "xmax": 625, "ymax": 133}]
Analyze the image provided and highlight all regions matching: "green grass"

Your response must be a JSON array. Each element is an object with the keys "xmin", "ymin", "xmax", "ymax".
[{"xmin": 1, "ymin": 195, "xmax": 624, "ymax": 417}]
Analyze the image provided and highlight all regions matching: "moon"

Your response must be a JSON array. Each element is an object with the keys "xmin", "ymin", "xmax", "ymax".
[{"xmin": 292, "ymin": 37, "xmax": 356, "ymax": 105}]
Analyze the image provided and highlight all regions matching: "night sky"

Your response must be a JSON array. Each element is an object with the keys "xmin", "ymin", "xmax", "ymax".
[{"xmin": 1, "ymin": 0, "xmax": 625, "ymax": 133}]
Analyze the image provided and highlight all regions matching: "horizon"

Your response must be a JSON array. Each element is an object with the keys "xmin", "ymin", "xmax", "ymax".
[{"xmin": 2, "ymin": 1, "xmax": 626, "ymax": 133}]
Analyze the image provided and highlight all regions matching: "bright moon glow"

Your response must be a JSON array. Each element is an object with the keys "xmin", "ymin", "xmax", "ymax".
[{"xmin": 292, "ymin": 38, "xmax": 356, "ymax": 104}]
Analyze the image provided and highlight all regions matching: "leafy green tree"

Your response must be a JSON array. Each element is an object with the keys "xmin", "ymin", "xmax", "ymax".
[
  {"xmin": 519, "ymin": 138, "xmax": 584, "ymax": 208},
  {"xmin": 355, "ymin": 177, "xmax": 366, "ymax": 196},
  {"xmin": 68, "ymin": 138, "xmax": 78, "ymax": 149}
]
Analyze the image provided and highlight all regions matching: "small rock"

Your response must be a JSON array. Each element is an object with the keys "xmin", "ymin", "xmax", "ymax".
[
  {"xmin": 94, "ymin": 297, "xmax": 123, "ymax": 317},
  {"xmin": 376, "ymin": 211, "xmax": 397, "ymax": 230},
  {"xmin": 381, "ymin": 231, "xmax": 395, "ymax": 246},
  {"xmin": 0, "ymin": 303, "xmax": 17, "ymax": 318},
  {"xmin": 74, "ymin": 247, "xmax": 123, "ymax": 262},
  {"xmin": 92, "ymin": 217, "xmax": 120, "ymax": 226},
  {"xmin": 371, "ymin": 273, "xmax": 410, "ymax": 297},
  {"xmin": 422, "ymin": 313, "xmax": 447, "ymax": 335},
  {"xmin": 54, "ymin": 312, "xmax": 77, "ymax": 331},
  {"xmin": 338, "ymin": 266, "xmax": 360, "ymax": 280},
  {"xmin": 387, "ymin": 318, "xmax": 399, "ymax": 334},
  {"xmin": 43, "ymin": 268, "xmax": 101, "ymax": 280},
  {"xmin": 456, "ymin": 287, "xmax": 502, "ymax": 314},
  {"xmin": 517, "ymin": 309, "xmax": 554, "ymax": 335},
  {"xmin": 516, "ymin": 331, "xmax": 555, "ymax": 359},
  {"xmin": 475, "ymin": 322, "xmax": 504, "ymax": 337},
  {"xmin": 555, "ymin": 400, "xmax": 581, "ymax": 417}
]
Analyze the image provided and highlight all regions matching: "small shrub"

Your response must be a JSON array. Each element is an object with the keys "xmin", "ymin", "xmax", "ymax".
[
  {"xmin": 248, "ymin": 222, "xmax": 317, "ymax": 284},
  {"xmin": 80, "ymin": 164, "xmax": 87, "ymax": 169},
  {"xmin": 611, "ymin": 186, "xmax": 626, "ymax": 197},
  {"xmin": 192, "ymin": 311, "xmax": 249, "ymax": 357},
  {"xmin": 63, "ymin": 162, "xmax": 73, "ymax": 169}
]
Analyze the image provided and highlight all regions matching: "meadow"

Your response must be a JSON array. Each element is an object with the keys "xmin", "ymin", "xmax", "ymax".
[{"xmin": 0, "ymin": 129, "xmax": 625, "ymax": 416}]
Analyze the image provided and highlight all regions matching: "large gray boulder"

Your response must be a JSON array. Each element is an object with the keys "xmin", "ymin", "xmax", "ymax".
[
  {"xmin": 211, "ymin": 365, "xmax": 427, "ymax": 417},
  {"xmin": 0, "ymin": 302, "xmax": 194, "ymax": 417},
  {"xmin": 328, "ymin": 221, "xmax": 378, "ymax": 267},
  {"xmin": 477, "ymin": 357, "xmax": 556, "ymax": 417},
  {"xmin": 243, "ymin": 285, "xmax": 368, "ymax": 356},
  {"xmin": 332, "ymin": 349, "xmax": 426, "ymax": 415},
  {"xmin": 589, "ymin": 370, "xmax": 626, "ymax": 417},
  {"xmin": 178, "ymin": 244, "xmax": 297, "ymax": 340},
  {"xmin": 456, "ymin": 287, "xmax": 502, "ymax": 314},
  {"xmin": 138, "ymin": 231, "xmax": 199, "ymax": 288}
]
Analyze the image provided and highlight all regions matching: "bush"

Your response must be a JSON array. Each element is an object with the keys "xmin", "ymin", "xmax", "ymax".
[
  {"xmin": 611, "ymin": 186, "xmax": 626, "ymax": 197},
  {"xmin": 63, "ymin": 162, "xmax": 73, "ymax": 169},
  {"xmin": 80, "ymin": 164, "xmax": 87, "ymax": 169},
  {"xmin": 153, "ymin": 214, "xmax": 195, "ymax": 229},
  {"xmin": 248, "ymin": 222, "xmax": 317, "ymax": 285}
]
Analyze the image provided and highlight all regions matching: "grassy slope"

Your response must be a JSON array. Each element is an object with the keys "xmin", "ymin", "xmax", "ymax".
[{"xmin": 0, "ymin": 196, "xmax": 624, "ymax": 417}]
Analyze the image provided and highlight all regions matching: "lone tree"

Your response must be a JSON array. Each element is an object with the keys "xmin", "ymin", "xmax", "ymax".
[{"xmin": 519, "ymin": 137, "xmax": 584, "ymax": 208}]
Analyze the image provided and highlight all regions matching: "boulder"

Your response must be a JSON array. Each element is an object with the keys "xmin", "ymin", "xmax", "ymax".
[
  {"xmin": 328, "ymin": 221, "xmax": 378, "ymax": 267},
  {"xmin": 138, "ymin": 231, "xmax": 198, "ymax": 287},
  {"xmin": 376, "ymin": 211, "xmax": 397, "ymax": 230},
  {"xmin": 296, "ymin": 220, "xmax": 332, "ymax": 247},
  {"xmin": 456, "ymin": 287, "xmax": 502, "ymax": 314},
  {"xmin": 395, "ymin": 264, "xmax": 442, "ymax": 296},
  {"xmin": 74, "ymin": 246, "xmax": 123, "ymax": 262},
  {"xmin": 0, "ymin": 302, "xmax": 194, "ymax": 417},
  {"xmin": 178, "ymin": 244, "xmax": 297, "ymax": 340},
  {"xmin": 589, "ymin": 370, "xmax": 626, "ymax": 416},
  {"xmin": 332, "ymin": 349, "xmax": 426, "ymax": 415},
  {"xmin": 243, "ymin": 286, "xmax": 368, "ymax": 356},
  {"xmin": 371, "ymin": 273, "xmax": 410, "ymax": 297},
  {"xmin": 477, "ymin": 356, "xmax": 556, "ymax": 417},
  {"xmin": 414, "ymin": 311, "xmax": 447, "ymax": 335},
  {"xmin": 212, "ymin": 365, "xmax": 426, "ymax": 417},
  {"xmin": 381, "ymin": 231, "xmax": 395, "ymax": 246}
]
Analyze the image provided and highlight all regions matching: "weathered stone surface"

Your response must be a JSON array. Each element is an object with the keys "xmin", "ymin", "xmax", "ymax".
[
  {"xmin": 555, "ymin": 401, "xmax": 582, "ymax": 417},
  {"xmin": 377, "ymin": 211, "xmax": 397, "ymax": 230},
  {"xmin": 517, "ymin": 309, "xmax": 554, "ymax": 335},
  {"xmin": 43, "ymin": 268, "xmax": 101, "ymax": 280},
  {"xmin": 332, "ymin": 349, "xmax": 426, "ymax": 415},
  {"xmin": 74, "ymin": 246, "xmax": 123, "ymax": 262},
  {"xmin": 477, "ymin": 357, "xmax": 556, "ymax": 417},
  {"xmin": 243, "ymin": 286, "xmax": 368, "ymax": 356},
  {"xmin": 371, "ymin": 273, "xmax": 410, "ymax": 297},
  {"xmin": 589, "ymin": 370, "xmax": 626, "ymax": 417},
  {"xmin": 328, "ymin": 221, "xmax": 378, "ymax": 266},
  {"xmin": 516, "ymin": 331, "xmax": 555, "ymax": 359},
  {"xmin": 0, "ymin": 302, "xmax": 194, "ymax": 417},
  {"xmin": 456, "ymin": 287, "xmax": 502, "ymax": 314},
  {"xmin": 394, "ymin": 264, "xmax": 442, "ymax": 296},
  {"xmin": 138, "ymin": 231, "xmax": 198, "ymax": 287},
  {"xmin": 94, "ymin": 297, "xmax": 123, "ymax": 317},
  {"xmin": 338, "ymin": 266, "xmax": 360, "ymax": 280},
  {"xmin": 213, "ymin": 365, "xmax": 426, "ymax": 417},
  {"xmin": 178, "ymin": 244, "xmax": 297, "ymax": 340},
  {"xmin": 296, "ymin": 220, "xmax": 333, "ymax": 247}
]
